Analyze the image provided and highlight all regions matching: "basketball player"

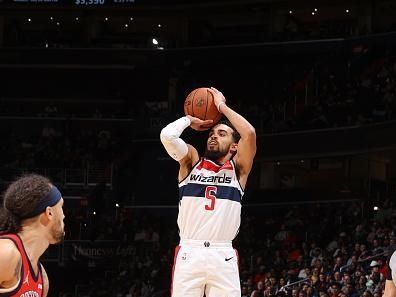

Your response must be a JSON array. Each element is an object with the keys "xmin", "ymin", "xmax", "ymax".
[
  {"xmin": 0, "ymin": 174, "xmax": 65, "ymax": 297},
  {"xmin": 160, "ymin": 87, "xmax": 256, "ymax": 297},
  {"xmin": 384, "ymin": 248, "xmax": 396, "ymax": 297}
]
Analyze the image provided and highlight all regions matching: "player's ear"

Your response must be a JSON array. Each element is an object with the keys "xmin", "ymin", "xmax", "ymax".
[
  {"xmin": 230, "ymin": 143, "xmax": 238, "ymax": 153},
  {"xmin": 45, "ymin": 207, "xmax": 54, "ymax": 219},
  {"xmin": 39, "ymin": 207, "xmax": 52, "ymax": 226}
]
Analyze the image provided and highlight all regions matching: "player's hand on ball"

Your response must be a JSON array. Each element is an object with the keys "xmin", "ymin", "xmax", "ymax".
[
  {"xmin": 208, "ymin": 87, "xmax": 226, "ymax": 111},
  {"xmin": 186, "ymin": 115, "xmax": 213, "ymax": 131}
]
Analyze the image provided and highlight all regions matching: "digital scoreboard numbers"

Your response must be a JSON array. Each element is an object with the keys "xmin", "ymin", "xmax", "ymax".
[
  {"xmin": 75, "ymin": 0, "xmax": 105, "ymax": 6},
  {"xmin": 112, "ymin": 0, "xmax": 135, "ymax": 3},
  {"xmin": 4, "ymin": 0, "xmax": 135, "ymax": 6},
  {"xmin": 9, "ymin": 0, "xmax": 62, "ymax": 4},
  {"xmin": 75, "ymin": 0, "xmax": 135, "ymax": 5}
]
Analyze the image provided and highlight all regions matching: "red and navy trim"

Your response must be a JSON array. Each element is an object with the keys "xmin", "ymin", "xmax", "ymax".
[
  {"xmin": 196, "ymin": 159, "xmax": 233, "ymax": 172},
  {"xmin": 179, "ymin": 184, "xmax": 242, "ymax": 203}
]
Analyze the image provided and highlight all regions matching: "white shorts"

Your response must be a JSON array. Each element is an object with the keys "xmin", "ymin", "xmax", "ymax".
[{"xmin": 171, "ymin": 239, "xmax": 241, "ymax": 297}]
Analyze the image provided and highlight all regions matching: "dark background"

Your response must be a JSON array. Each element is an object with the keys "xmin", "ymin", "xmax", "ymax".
[{"xmin": 1, "ymin": 0, "xmax": 396, "ymax": 296}]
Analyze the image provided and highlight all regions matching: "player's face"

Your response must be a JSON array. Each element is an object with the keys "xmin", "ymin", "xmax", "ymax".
[
  {"xmin": 49, "ymin": 198, "xmax": 65, "ymax": 244},
  {"xmin": 205, "ymin": 124, "xmax": 235, "ymax": 160}
]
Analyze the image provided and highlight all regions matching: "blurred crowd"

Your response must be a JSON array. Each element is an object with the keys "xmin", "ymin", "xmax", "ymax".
[
  {"xmin": 2, "ymin": 45, "xmax": 396, "ymax": 139},
  {"xmin": 1, "ymin": 29, "xmax": 396, "ymax": 297},
  {"xmin": 52, "ymin": 196, "xmax": 396, "ymax": 297},
  {"xmin": 259, "ymin": 49, "xmax": 396, "ymax": 133},
  {"xmin": 0, "ymin": 45, "xmax": 395, "ymax": 176}
]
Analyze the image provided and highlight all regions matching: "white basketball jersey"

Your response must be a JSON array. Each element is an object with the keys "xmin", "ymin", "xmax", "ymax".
[
  {"xmin": 390, "ymin": 250, "xmax": 396, "ymax": 285},
  {"xmin": 178, "ymin": 158, "xmax": 244, "ymax": 241}
]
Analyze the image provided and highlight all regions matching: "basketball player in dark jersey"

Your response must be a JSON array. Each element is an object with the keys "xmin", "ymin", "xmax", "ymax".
[{"xmin": 0, "ymin": 174, "xmax": 65, "ymax": 297}]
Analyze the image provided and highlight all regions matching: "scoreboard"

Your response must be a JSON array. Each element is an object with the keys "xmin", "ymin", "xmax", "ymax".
[{"xmin": 2, "ymin": 0, "xmax": 135, "ymax": 6}]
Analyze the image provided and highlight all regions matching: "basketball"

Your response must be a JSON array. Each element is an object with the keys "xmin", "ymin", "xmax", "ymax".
[{"xmin": 184, "ymin": 87, "xmax": 222, "ymax": 128}]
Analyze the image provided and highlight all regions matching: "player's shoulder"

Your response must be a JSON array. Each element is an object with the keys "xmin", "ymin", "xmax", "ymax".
[
  {"xmin": 0, "ymin": 237, "xmax": 20, "ymax": 255},
  {"xmin": 0, "ymin": 238, "xmax": 21, "ymax": 271},
  {"xmin": 180, "ymin": 144, "xmax": 200, "ymax": 166}
]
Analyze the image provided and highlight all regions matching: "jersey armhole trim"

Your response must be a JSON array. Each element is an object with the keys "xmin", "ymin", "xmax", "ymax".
[
  {"xmin": 230, "ymin": 159, "xmax": 245, "ymax": 193},
  {"xmin": 15, "ymin": 234, "xmax": 40, "ymax": 282},
  {"xmin": 39, "ymin": 263, "xmax": 44, "ymax": 297},
  {"xmin": 178, "ymin": 158, "xmax": 202, "ymax": 185}
]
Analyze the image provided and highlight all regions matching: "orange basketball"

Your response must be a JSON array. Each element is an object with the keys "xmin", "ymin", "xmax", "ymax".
[{"xmin": 184, "ymin": 87, "xmax": 222, "ymax": 128}]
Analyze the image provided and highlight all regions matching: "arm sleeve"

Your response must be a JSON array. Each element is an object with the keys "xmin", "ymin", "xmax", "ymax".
[{"xmin": 160, "ymin": 117, "xmax": 191, "ymax": 161}]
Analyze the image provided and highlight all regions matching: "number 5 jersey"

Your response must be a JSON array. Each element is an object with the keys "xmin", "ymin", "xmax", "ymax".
[{"xmin": 178, "ymin": 158, "xmax": 244, "ymax": 241}]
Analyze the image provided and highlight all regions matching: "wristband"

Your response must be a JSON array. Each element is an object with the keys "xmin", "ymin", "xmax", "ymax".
[{"xmin": 217, "ymin": 102, "xmax": 226, "ymax": 113}]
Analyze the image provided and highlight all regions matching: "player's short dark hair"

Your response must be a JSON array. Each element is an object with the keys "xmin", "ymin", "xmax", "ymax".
[
  {"xmin": 216, "ymin": 120, "xmax": 241, "ymax": 143},
  {"xmin": 0, "ymin": 174, "xmax": 52, "ymax": 234}
]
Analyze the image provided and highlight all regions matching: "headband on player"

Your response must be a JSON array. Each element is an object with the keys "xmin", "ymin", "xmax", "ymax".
[{"xmin": 21, "ymin": 185, "xmax": 62, "ymax": 219}]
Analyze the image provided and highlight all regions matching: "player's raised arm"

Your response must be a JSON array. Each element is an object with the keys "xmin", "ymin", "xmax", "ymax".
[
  {"xmin": 160, "ymin": 115, "xmax": 212, "ymax": 181},
  {"xmin": 208, "ymin": 87, "xmax": 256, "ymax": 187}
]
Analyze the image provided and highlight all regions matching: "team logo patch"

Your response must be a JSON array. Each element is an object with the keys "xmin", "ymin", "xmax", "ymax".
[
  {"xmin": 23, "ymin": 272, "xmax": 30, "ymax": 286},
  {"xmin": 196, "ymin": 98, "xmax": 204, "ymax": 107}
]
